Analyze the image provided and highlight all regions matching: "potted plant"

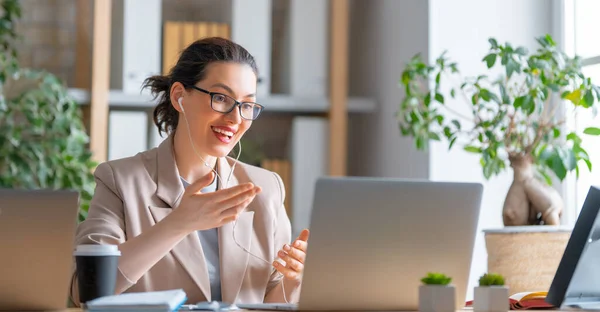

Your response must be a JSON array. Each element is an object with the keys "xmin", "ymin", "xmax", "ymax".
[
  {"xmin": 397, "ymin": 34, "xmax": 600, "ymax": 293},
  {"xmin": 419, "ymin": 272, "xmax": 456, "ymax": 312},
  {"xmin": 0, "ymin": 0, "xmax": 96, "ymax": 222},
  {"xmin": 474, "ymin": 273, "xmax": 509, "ymax": 312}
]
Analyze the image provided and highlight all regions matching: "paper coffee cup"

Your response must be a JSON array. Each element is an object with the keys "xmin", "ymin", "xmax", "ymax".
[{"xmin": 74, "ymin": 244, "xmax": 121, "ymax": 305}]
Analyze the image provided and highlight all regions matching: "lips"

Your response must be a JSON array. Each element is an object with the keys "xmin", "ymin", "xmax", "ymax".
[{"xmin": 211, "ymin": 126, "xmax": 237, "ymax": 143}]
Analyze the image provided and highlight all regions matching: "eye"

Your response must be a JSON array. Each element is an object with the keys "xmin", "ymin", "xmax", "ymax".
[
  {"xmin": 213, "ymin": 94, "xmax": 227, "ymax": 103},
  {"xmin": 241, "ymin": 103, "xmax": 254, "ymax": 110}
]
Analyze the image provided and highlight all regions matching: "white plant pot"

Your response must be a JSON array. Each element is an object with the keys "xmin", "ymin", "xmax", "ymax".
[
  {"xmin": 418, "ymin": 285, "xmax": 456, "ymax": 312},
  {"xmin": 474, "ymin": 286, "xmax": 509, "ymax": 312}
]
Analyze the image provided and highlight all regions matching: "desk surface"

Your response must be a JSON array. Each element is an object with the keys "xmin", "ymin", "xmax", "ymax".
[{"xmin": 37, "ymin": 308, "xmax": 576, "ymax": 312}]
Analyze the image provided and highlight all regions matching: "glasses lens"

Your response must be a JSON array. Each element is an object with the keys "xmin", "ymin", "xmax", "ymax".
[
  {"xmin": 211, "ymin": 93, "xmax": 235, "ymax": 112},
  {"xmin": 240, "ymin": 103, "xmax": 262, "ymax": 120}
]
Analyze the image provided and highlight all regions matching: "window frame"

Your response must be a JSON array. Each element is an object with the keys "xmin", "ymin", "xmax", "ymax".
[{"xmin": 556, "ymin": 0, "xmax": 600, "ymax": 226}]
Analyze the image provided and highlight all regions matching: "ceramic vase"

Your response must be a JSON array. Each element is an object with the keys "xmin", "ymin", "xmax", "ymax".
[
  {"xmin": 473, "ymin": 286, "xmax": 510, "ymax": 312},
  {"xmin": 418, "ymin": 285, "xmax": 456, "ymax": 312}
]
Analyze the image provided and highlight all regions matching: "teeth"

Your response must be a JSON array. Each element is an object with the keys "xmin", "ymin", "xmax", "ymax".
[{"xmin": 212, "ymin": 127, "xmax": 234, "ymax": 137}]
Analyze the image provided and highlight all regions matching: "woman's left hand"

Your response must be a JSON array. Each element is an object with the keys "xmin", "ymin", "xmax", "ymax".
[{"xmin": 273, "ymin": 229, "xmax": 310, "ymax": 283}]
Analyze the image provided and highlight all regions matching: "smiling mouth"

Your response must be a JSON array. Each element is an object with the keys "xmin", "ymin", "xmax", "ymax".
[{"xmin": 211, "ymin": 126, "xmax": 235, "ymax": 140}]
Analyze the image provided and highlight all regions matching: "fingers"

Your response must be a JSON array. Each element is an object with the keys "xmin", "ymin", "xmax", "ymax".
[
  {"xmin": 220, "ymin": 215, "xmax": 238, "ymax": 225},
  {"xmin": 291, "ymin": 240, "xmax": 308, "ymax": 253},
  {"xmin": 217, "ymin": 187, "xmax": 260, "ymax": 211},
  {"xmin": 208, "ymin": 183, "xmax": 260, "ymax": 202},
  {"xmin": 278, "ymin": 250, "xmax": 303, "ymax": 271},
  {"xmin": 297, "ymin": 229, "xmax": 310, "ymax": 242},
  {"xmin": 219, "ymin": 197, "xmax": 253, "ymax": 219},
  {"xmin": 186, "ymin": 172, "xmax": 216, "ymax": 194},
  {"xmin": 273, "ymin": 260, "xmax": 301, "ymax": 280},
  {"xmin": 282, "ymin": 243, "xmax": 306, "ymax": 263}
]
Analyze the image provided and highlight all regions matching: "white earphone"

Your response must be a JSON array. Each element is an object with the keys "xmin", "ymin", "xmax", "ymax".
[{"xmin": 178, "ymin": 96, "xmax": 289, "ymax": 303}]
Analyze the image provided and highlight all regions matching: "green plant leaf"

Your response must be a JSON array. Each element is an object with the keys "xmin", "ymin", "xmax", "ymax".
[
  {"xmin": 538, "ymin": 168, "xmax": 553, "ymax": 186},
  {"xmin": 499, "ymin": 84, "xmax": 510, "ymax": 103},
  {"xmin": 515, "ymin": 46, "xmax": 528, "ymax": 55},
  {"xmin": 483, "ymin": 53, "xmax": 497, "ymax": 68},
  {"xmin": 553, "ymin": 128, "xmax": 561, "ymax": 138},
  {"xmin": 435, "ymin": 93, "xmax": 444, "ymax": 104},
  {"xmin": 480, "ymin": 89, "xmax": 491, "ymax": 101},
  {"xmin": 451, "ymin": 119, "xmax": 461, "ymax": 130},
  {"xmin": 424, "ymin": 93, "xmax": 431, "ymax": 107},
  {"xmin": 449, "ymin": 137, "xmax": 457, "ymax": 150},
  {"xmin": 564, "ymin": 89, "xmax": 582, "ymax": 105},
  {"xmin": 582, "ymin": 90, "xmax": 594, "ymax": 108},
  {"xmin": 429, "ymin": 132, "xmax": 441, "ymax": 141},
  {"xmin": 421, "ymin": 272, "xmax": 452, "ymax": 285},
  {"xmin": 464, "ymin": 146, "xmax": 482, "ymax": 153},
  {"xmin": 489, "ymin": 38, "xmax": 498, "ymax": 49},
  {"xmin": 514, "ymin": 95, "xmax": 525, "ymax": 108},
  {"xmin": 549, "ymin": 153, "xmax": 567, "ymax": 180},
  {"xmin": 583, "ymin": 127, "xmax": 600, "ymax": 135},
  {"xmin": 479, "ymin": 273, "xmax": 505, "ymax": 286},
  {"xmin": 506, "ymin": 58, "xmax": 520, "ymax": 78},
  {"xmin": 401, "ymin": 70, "xmax": 411, "ymax": 85},
  {"xmin": 450, "ymin": 89, "xmax": 456, "ymax": 98}
]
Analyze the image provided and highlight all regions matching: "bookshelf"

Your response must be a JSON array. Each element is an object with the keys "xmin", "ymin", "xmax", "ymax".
[{"xmin": 77, "ymin": 0, "xmax": 373, "ymax": 235}]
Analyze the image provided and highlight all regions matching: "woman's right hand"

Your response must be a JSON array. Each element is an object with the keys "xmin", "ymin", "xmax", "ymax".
[{"xmin": 168, "ymin": 172, "xmax": 262, "ymax": 233}]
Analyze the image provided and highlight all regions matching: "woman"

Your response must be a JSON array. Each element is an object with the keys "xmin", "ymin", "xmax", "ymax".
[{"xmin": 69, "ymin": 37, "xmax": 309, "ymax": 305}]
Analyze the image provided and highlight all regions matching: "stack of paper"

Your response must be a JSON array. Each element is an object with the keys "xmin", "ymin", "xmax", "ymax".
[{"xmin": 85, "ymin": 289, "xmax": 187, "ymax": 312}]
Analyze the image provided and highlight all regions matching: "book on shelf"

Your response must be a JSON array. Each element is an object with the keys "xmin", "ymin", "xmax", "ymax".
[
  {"xmin": 162, "ymin": 21, "xmax": 230, "ymax": 74},
  {"xmin": 465, "ymin": 291, "xmax": 554, "ymax": 310}
]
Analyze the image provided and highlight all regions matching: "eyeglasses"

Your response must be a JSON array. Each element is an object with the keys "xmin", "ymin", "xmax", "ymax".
[{"xmin": 189, "ymin": 85, "xmax": 264, "ymax": 120}]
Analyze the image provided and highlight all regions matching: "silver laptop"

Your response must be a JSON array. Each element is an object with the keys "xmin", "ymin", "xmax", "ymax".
[
  {"xmin": 0, "ymin": 189, "xmax": 80, "ymax": 311},
  {"xmin": 238, "ymin": 176, "xmax": 483, "ymax": 311}
]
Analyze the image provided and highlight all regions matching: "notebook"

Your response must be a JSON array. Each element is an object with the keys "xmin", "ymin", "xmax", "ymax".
[{"xmin": 85, "ymin": 289, "xmax": 187, "ymax": 312}]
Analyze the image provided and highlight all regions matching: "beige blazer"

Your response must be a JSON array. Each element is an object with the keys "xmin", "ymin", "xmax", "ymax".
[{"xmin": 69, "ymin": 134, "xmax": 292, "ymax": 305}]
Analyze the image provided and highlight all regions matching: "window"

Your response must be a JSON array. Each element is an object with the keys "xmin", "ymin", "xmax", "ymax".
[{"xmin": 562, "ymin": 0, "xmax": 600, "ymax": 221}]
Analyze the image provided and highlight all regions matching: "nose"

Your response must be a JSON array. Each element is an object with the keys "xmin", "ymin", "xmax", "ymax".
[{"xmin": 224, "ymin": 104, "xmax": 243, "ymax": 124}]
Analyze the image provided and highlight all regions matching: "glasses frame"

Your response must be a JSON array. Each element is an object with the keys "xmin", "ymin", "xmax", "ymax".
[{"xmin": 189, "ymin": 85, "xmax": 264, "ymax": 121}]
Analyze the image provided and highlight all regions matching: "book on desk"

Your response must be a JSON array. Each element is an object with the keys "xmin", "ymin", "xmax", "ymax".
[
  {"xmin": 465, "ymin": 291, "xmax": 554, "ymax": 310},
  {"xmin": 84, "ymin": 289, "xmax": 187, "ymax": 312}
]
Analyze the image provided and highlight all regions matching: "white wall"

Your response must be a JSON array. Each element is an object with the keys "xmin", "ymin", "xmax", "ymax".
[{"xmin": 348, "ymin": 0, "xmax": 430, "ymax": 179}]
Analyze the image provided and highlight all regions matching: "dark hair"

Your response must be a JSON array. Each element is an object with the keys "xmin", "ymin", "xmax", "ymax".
[{"xmin": 143, "ymin": 37, "xmax": 259, "ymax": 136}]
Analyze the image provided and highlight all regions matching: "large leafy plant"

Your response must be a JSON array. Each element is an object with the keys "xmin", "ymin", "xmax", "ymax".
[
  {"xmin": 398, "ymin": 34, "xmax": 600, "ymax": 184},
  {"xmin": 398, "ymin": 35, "xmax": 600, "ymax": 226},
  {"xmin": 0, "ymin": 0, "xmax": 96, "ymax": 221}
]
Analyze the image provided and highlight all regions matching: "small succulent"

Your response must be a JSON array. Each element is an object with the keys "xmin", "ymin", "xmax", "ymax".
[
  {"xmin": 421, "ymin": 272, "xmax": 452, "ymax": 285},
  {"xmin": 479, "ymin": 273, "xmax": 505, "ymax": 286}
]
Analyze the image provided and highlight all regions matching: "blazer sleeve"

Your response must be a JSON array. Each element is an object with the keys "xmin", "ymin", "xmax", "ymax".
[
  {"xmin": 265, "ymin": 171, "xmax": 293, "ymax": 296},
  {"xmin": 69, "ymin": 162, "xmax": 135, "ymax": 305}
]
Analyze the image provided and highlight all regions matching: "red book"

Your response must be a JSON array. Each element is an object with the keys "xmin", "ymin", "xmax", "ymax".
[{"xmin": 465, "ymin": 291, "xmax": 556, "ymax": 310}]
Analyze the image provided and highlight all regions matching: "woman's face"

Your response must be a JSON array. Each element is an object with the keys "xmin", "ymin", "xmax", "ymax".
[{"xmin": 174, "ymin": 62, "xmax": 258, "ymax": 158}]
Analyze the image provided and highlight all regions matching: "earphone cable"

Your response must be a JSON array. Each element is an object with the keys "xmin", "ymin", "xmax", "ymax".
[{"xmin": 181, "ymin": 106, "xmax": 289, "ymax": 303}]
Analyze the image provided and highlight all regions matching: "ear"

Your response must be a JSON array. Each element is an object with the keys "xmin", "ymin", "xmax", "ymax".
[{"xmin": 170, "ymin": 82, "xmax": 186, "ymax": 113}]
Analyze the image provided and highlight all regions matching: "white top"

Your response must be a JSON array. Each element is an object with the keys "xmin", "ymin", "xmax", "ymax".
[{"xmin": 180, "ymin": 176, "xmax": 222, "ymax": 302}]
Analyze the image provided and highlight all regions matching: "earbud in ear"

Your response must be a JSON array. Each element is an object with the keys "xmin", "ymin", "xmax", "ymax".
[{"xmin": 178, "ymin": 97, "xmax": 185, "ymax": 113}]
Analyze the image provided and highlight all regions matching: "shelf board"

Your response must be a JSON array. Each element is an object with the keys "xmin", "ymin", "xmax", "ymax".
[{"xmin": 67, "ymin": 88, "xmax": 376, "ymax": 113}]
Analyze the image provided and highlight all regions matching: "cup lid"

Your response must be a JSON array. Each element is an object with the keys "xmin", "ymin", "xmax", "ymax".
[{"xmin": 73, "ymin": 244, "xmax": 121, "ymax": 256}]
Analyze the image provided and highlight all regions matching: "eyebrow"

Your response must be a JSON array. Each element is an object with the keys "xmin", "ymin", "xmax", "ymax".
[{"xmin": 210, "ymin": 82, "xmax": 256, "ymax": 99}]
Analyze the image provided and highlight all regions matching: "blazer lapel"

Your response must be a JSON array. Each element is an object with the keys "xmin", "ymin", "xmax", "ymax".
[
  {"xmin": 217, "ymin": 157, "xmax": 254, "ymax": 303},
  {"xmin": 155, "ymin": 135, "xmax": 184, "ymax": 209},
  {"xmin": 151, "ymin": 135, "xmax": 211, "ymax": 301}
]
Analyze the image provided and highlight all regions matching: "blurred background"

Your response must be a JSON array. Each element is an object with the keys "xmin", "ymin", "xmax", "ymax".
[{"xmin": 2, "ymin": 0, "xmax": 599, "ymax": 300}]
